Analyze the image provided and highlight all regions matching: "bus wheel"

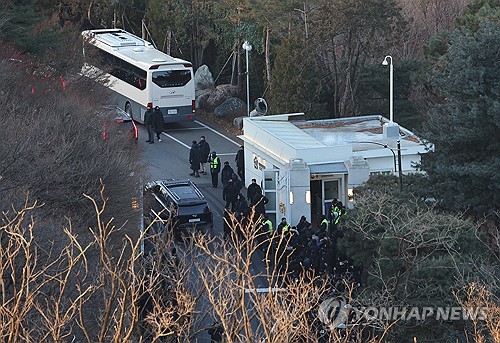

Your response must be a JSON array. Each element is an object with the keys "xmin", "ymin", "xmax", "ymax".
[{"xmin": 125, "ymin": 102, "xmax": 134, "ymax": 121}]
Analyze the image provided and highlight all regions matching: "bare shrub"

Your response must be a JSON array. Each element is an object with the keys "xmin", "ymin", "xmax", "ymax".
[{"xmin": 0, "ymin": 57, "xmax": 141, "ymax": 227}]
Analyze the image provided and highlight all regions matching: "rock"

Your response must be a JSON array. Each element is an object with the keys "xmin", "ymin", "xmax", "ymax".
[
  {"xmin": 233, "ymin": 116, "xmax": 246, "ymax": 129},
  {"xmin": 195, "ymin": 88, "xmax": 213, "ymax": 109},
  {"xmin": 194, "ymin": 65, "xmax": 214, "ymax": 91},
  {"xmin": 213, "ymin": 97, "xmax": 246, "ymax": 118},
  {"xmin": 206, "ymin": 84, "xmax": 240, "ymax": 111}
]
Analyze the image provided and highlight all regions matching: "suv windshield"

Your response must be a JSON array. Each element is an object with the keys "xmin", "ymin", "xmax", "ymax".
[
  {"xmin": 152, "ymin": 70, "xmax": 191, "ymax": 88},
  {"xmin": 178, "ymin": 203, "xmax": 208, "ymax": 216}
]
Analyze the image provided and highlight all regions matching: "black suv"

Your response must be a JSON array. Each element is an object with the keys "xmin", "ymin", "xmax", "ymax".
[{"xmin": 143, "ymin": 179, "xmax": 213, "ymax": 236}]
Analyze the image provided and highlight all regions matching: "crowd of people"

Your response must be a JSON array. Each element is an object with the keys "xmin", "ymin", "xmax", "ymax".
[
  {"xmin": 222, "ymin": 192, "xmax": 353, "ymax": 286},
  {"xmin": 184, "ymin": 135, "xmax": 355, "ymax": 286}
]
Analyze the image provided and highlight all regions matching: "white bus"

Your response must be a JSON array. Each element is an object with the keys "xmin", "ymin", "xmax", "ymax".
[{"xmin": 81, "ymin": 29, "xmax": 195, "ymax": 124}]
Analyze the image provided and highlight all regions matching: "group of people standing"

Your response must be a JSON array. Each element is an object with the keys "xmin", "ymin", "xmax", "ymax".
[
  {"xmin": 144, "ymin": 104, "xmax": 165, "ymax": 144},
  {"xmin": 222, "ymin": 178, "xmax": 270, "ymax": 240},
  {"xmin": 188, "ymin": 136, "xmax": 245, "ymax": 189},
  {"xmin": 189, "ymin": 136, "xmax": 211, "ymax": 177}
]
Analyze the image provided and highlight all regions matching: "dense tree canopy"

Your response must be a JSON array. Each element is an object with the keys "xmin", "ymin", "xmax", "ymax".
[
  {"xmin": 421, "ymin": 10, "xmax": 500, "ymax": 218},
  {"xmin": 339, "ymin": 175, "xmax": 495, "ymax": 341}
]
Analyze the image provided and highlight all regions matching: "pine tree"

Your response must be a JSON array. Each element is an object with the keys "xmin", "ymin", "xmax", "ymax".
[{"xmin": 421, "ymin": 10, "xmax": 500, "ymax": 218}]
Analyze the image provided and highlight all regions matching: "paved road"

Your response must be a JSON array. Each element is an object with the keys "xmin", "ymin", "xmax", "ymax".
[
  {"xmin": 139, "ymin": 119, "xmax": 242, "ymax": 234},
  {"xmin": 139, "ymin": 119, "xmax": 272, "ymax": 342}
]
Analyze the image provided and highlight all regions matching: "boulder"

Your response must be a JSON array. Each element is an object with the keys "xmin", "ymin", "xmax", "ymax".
[
  {"xmin": 194, "ymin": 65, "xmax": 214, "ymax": 91},
  {"xmin": 214, "ymin": 97, "xmax": 246, "ymax": 118},
  {"xmin": 195, "ymin": 88, "xmax": 213, "ymax": 109},
  {"xmin": 206, "ymin": 84, "xmax": 240, "ymax": 110}
]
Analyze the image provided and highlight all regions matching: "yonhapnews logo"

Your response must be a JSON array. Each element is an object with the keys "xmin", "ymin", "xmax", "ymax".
[{"xmin": 318, "ymin": 296, "xmax": 487, "ymax": 329}]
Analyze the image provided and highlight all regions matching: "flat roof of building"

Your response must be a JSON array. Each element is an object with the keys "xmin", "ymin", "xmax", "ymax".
[{"xmin": 247, "ymin": 113, "xmax": 425, "ymax": 151}]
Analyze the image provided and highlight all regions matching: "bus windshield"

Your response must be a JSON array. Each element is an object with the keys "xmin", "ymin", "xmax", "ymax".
[{"xmin": 152, "ymin": 70, "xmax": 191, "ymax": 88}]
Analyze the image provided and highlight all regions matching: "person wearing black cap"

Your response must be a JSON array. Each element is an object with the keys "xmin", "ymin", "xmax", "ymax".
[
  {"xmin": 208, "ymin": 151, "xmax": 220, "ymax": 188},
  {"xmin": 198, "ymin": 136, "xmax": 210, "ymax": 174},
  {"xmin": 152, "ymin": 106, "xmax": 165, "ymax": 142},
  {"xmin": 220, "ymin": 161, "xmax": 234, "ymax": 187},
  {"xmin": 223, "ymin": 178, "xmax": 238, "ymax": 211},
  {"xmin": 144, "ymin": 104, "xmax": 154, "ymax": 144},
  {"xmin": 189, "ymin": 140, "xmax": 200, "ymax": 177},
  {"xmin": 235, "ymin": 145, "xmax": 245, "ymax": 182},
  {"xmin": 246, "ymin": 178, "xmax": 262, "ymax": 203}
]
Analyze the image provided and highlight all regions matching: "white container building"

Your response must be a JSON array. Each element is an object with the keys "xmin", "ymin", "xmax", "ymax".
[{"xmin": 240, "ymin": 113, "xmax": 429, "ymax": 228}]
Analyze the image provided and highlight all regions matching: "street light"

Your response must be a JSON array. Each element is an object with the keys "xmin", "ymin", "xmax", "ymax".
[
  {"xmin": 382, "ymin": 55, "xmax": 393, "ymax": 123},
  {"xmin": 242, "ymin": 41, "xmax": 252, "ymax": 116},
  {"xmin": 356, "ymin": 141, "xmax": 397, "ymax": 175},
  {"xmin": 354, "ymin": 140, "xmax": 403, "ymax": 190}
]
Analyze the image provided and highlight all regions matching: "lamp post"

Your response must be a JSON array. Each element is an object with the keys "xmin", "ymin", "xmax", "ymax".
[
  {"xmin": 242, "ymin": 41, "xmax": 252, "ymax": 116},
  {"xmin": 382, "ymin": 55, "xmax": 393, "ymax": 123},
  {"xmin": 356, "ymin": 141, "xmax": 397, "ymax": 175}
]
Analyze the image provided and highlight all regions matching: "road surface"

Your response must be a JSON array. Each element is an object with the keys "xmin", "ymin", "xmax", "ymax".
[{"xmin": 139, "ymin": 119, "xmax": 242, "ymax": 234}]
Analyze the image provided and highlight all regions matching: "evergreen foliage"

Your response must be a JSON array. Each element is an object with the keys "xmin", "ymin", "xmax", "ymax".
[
  {"xmin": 310, "ymin": 0, "xmax": 406, "ymax": 117},
  {"xmin": 1, "ymin": 0, "xmax": 58, "ymax": 54},
  {"xmin": 339, "ymin": 175, "xmax": 488, "ymax": 340},
  {"xmin": 421, "ymin": 15, "xmax": 500, "ymax": 217},
  {"xmin": 358, "ymin": 59, "xmax": 428, "ymax": 131},
  {"xmin": 267, "ymin": 35, "xmax": 329, "ymax": 118}
]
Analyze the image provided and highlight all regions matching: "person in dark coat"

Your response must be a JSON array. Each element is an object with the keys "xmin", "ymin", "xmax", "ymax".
[
  {"xmin": 209, "ymin": 151, "xmax": 221, "ymax": 188},
  {"xmin": 235, "ymin": 145, "xmax": 245, "ymax": 182},
  {"xmin": 198, "ymin": 135, "xmax": 211, "ymax": 175},
  {"xmin": 144, "ymin": 104, "xmax": 154, "ymax": 143},
  {"xmin": 247, "ymin": 178, "xmax": 262, "ymax": 203},
  {"xmin": 223, "ymin": 178, "xmax": 238, "ymax": 211},
  {"xmin": 231, "ymin": 172, "xmax": 243, "ymax": 193},
  {"xmin": 208, "ymin": 322, "xmax": 224, "ymax": 342},
  {"xmin": 189, "ymin": 140, "xmax": 200, "ymax": 177},
  {"xmin": 235, "ymin": 193, "xmax": 249, "ymax": 217},
  {"xmin": 152, "ymin": 106, "xmax": 165, "ymax": 142},
  {"xmin": 220, "ymin": 161, "xmax": 234, "ymax": 186},
  {"xmin": 251, "ymin": 190, "xmax": 269, "ymax": 221}
]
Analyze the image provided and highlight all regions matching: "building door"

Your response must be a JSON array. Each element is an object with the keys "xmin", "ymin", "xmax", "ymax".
[
  {"xmin": 262, "ymin": 169, "xmax": 279, "ymax": 227},
  {"xmin": 323, "ymin": 179, "xmax": 340, "ymax": 218},
  {"xmin": 310, "ymin": 179, "xmax": 323, "ymax": 227}
]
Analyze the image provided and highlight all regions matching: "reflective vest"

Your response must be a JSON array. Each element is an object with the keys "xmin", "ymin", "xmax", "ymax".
[
  {"xmin": 330, "ymin": 204, "xmax": 340, "ymax": 218},
  {"xmin": 321, "ymin": 218, "xmax": 329, "ymax": 232},
  {"xmin": 334, "ymin": 207, "xmax": 346, "ymax": 225},
  {"xmin": 280, "ymin": 223, "xmax": 290, "ymax": 234},
  {"xmin": 262, "ymin": 219, "xmax": 273, "ymax": 236},
  {"xmin": 210, "ymin": 156, "xmax": 220, "ymax": 169}
]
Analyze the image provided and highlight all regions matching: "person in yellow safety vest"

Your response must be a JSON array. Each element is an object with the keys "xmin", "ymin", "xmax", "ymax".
[
  {"xmin": 261, "ymin": 216, "xmax": 274, "ymax": 237},
  {"xmin": 260, "ymin": 215, "xmax": 274, "ymax": 261},
  {"xmin": 319, "ymin": 215, "xmax": 329, "ymax": 239},
  {"xmin": 333, "ymin": 201, "xmax": 345, "ymax": 225},
  {"xmin": 329, "ymin": 198, "xmax": 341, "ymax": 225},
  {"xmin": 277, "ymin": 217, "xmax": 290, "ymax": 235},
  {"xmin": 208, "ymin": 151, "xmax": 221, "ymax": 188}
]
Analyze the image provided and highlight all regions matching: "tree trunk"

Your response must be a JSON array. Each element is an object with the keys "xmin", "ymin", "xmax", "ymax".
[
  {"xmin": 331, "ymin": 38, "xmax": 339, "ymax": 118},
  {"xmin": 163, "ymin": 30, "xmax": 172, "ymax": 55},
  {"xmin": 87, "ymin": 0, "xmax": 95, "ymax": 27},
  {"xmin": 265, "ymin": 26, "xmax": 271, "ymax": 85},
  {"xmin": 231, "ymin": 43, "xmax": 239, "ymax": 87}
]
